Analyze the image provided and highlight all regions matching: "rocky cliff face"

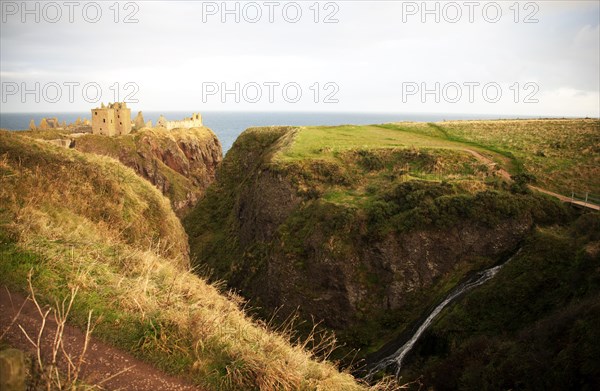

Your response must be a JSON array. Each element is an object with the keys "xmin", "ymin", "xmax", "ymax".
[
  {"xmin": 251, "ymin": 217, "xmax": 531, "ymax": 329},
  {"xmin": 185, "ymin": 126, "xmax": 562, "ymax": 355},
  {"xmin": 73, "ymin": 127, "xmax": 222, "ymax": 216},
  {"xmin": 222, "ymin": 167, "xmax": 532, "ymax": 329}
]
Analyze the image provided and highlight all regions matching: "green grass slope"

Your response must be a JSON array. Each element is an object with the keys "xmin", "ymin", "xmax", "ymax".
[
  {"xmin": 0, "ymin": 131, "xmax": 380, "ymax": 391},
  {"xmin": 185, "ymin": 123, "xmax": 568, "ymax": 366},
  {"xmin": 392, "ymin": 119, "xmax": 599, "ymax": 197}
]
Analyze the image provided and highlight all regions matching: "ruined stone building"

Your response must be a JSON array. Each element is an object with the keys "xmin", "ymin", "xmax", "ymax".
[
  {"xmin": 91, "ymin": 102, "xmax": 132, "ymax": 136},
  {"xmin": 156, "ymin": 113, "xmax": 203, "ymax": 130}
]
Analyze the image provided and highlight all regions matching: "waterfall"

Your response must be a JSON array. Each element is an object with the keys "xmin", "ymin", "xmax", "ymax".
[{"xmin": 366, "ymin": 251, "xmax": 519, "ymax": 380}]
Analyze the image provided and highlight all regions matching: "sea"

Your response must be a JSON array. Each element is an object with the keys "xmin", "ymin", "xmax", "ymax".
[{"xmin": 1, "ymin": 111, "xmax": 541, "ymax": 155}]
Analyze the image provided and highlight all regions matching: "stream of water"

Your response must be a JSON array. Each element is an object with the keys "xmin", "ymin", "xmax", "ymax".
[{"xmin": 366, "ymin": 251, "xmax": 520, "ymax": 380}]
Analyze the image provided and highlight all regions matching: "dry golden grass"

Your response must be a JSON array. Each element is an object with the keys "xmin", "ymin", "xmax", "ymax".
[
  {"xmin": 437, "ymin": 119, "xmax": 600, "ymax": 196},
  {"xmin": 0, "ymin": 131, "xmax": 398, "ymax": 390}
]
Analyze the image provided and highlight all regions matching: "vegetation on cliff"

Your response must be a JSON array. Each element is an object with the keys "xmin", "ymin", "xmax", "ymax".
[
  {"xmin": 0, "ymin": 131, "xmax": 381, "ymax": 390},
  {"xmin": 385, "ymin": 119, "xmax": 599, "ymax": 197},
  {"xmin": 5, "ymin": 117, "xmax": 596, "ymax": 389},
  {"xmin": 13, "ymin": 126, "xmax": 223, "ymax": 216},
  {"xmin": 184, "ymin": 121, "xmax": 573, "ymax": 370},
  {"xmin": 403, "ymin": 213, "xmax": 600, "ymax": 390}
]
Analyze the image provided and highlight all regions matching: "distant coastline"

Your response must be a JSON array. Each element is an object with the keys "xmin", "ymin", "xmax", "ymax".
[{"xmin": 0, "ymin": 111, "xmax": 578, "ymax": 154}]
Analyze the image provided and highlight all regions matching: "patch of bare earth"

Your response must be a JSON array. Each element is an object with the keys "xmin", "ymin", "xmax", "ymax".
[
  {"xmin": 464, "ymin": 148, "xmax": 599, "ymax": 211},
  {"xmin": 0, "ymin": 287, "xmax": 202, "ymax": 390}
]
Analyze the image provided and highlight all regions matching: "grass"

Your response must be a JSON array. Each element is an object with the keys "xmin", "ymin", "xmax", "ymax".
[
  {"xmin": 12, "ymin": 127, "xmax": 223, "ymax": 217},
  {"xmin": 8, "ymin": 129, "xmax": 79, "ymax": 140},
  {"xmin": 270, "ymin": 124, "xmax": 505, "ymax": 209},
  {"xmin": 427, "ymin": 119, "xmax": 600, "ymax": 196},
  {"xmin": 278, "ymin": 124, "xmax": 494, "ymax": 162},
  {"xmin": 278, "ymin": 119, "xmax": 599, "ymax": 202},
  {"xmin": 0, "ymin": 131, "xmax": 393, "ymax": 390},
  {"xmin": 185, "ymin": 124, "xmax": 570, "ymax": 371}
]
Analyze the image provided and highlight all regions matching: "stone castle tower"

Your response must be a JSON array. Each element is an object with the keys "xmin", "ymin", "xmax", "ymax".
[{"xmin": 91, "ymin": 102, "xmax": 132, "ymax": 136}]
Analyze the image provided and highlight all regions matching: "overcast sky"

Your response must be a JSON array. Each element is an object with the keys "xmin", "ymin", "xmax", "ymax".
[{"xmin": 1, "ymin": 0, "xmax": 599, "ymax": 116}]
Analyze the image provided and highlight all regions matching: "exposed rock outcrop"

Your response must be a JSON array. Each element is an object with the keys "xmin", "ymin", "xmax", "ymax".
[
  {"xmin": 73, "ymin": 127, "xmax": 222, "ymax": 216},
  {"xmin": 134, "ymin": 111, "xmax": 145, "ymax": 130},
  {"xmin": 185, "ymin": 126, "xmax": 560, "ymax": 355},
  {"xmin": 207, "ymin": 165, "xmax": 532, "ymax": 329}
]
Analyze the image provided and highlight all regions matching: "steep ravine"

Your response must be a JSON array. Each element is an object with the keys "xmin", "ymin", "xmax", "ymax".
[
  {"xmin": 365, "ymin": 249, "xmax": 522, "ymax": 379},
  {"xmin": 185, "ymin": 126, "xmax": 565, "ymax": 362},
  {"xmin": 397, "ymin": 215, "xmax": 600, "ymax": 390},
  {"xmin": 0, "ymin": 129, "xmax": 371, "ymax": 391}
]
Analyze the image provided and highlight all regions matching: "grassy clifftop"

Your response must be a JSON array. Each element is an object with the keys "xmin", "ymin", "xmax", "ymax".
[
  {"xmin": 185, "ymin": 122, "xmax": 569, "ymax": 368},
  {"xmin": 390, "ymin": 119, "xmax": 599, "ymax": 197},
  {"xmin": 0, "ymin": 130, "xmax": 188, "ymax": 263},
  {"xmin": 0, "ymin": 131, "xmax": 376, "ymax": 391},
  {"xmin": 15, "ymin": 126, "xmax": 223, "ymax": 216}
]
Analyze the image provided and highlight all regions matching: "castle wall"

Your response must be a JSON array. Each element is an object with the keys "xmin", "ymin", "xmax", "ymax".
[
  {"xmin": 165, "ymin": 113, "xmax": 203, "ymax": 130},
  {"xmin": 114, "ymin": 107, "xmax": 132, "ymax": 135},
  {"xmin": 92, "ymin": 105, "xmax": 201, "ymax": 135},
  {"xmin": 91, "ymin": 103, "xmax": 132, "ymax": 136},
  {"xmin": 91, "ymin": 108, "xmax": 116, "ymax": 136}
]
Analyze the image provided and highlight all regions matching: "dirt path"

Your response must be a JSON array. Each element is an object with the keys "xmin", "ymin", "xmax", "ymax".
[
  {"xmin": 463, "ymin": 149, "xmax": 512, "ymax": 182},
  {"xmin": 463, "ymin": 149, "xmax": 599, "ymax": 211},
  {"xmin": 0, "ymin": 287, "xmax": 203, "ymax": 391},
  {"xmin": 529, "ymin": 186, "xmax": 600, "ymax": 211}
]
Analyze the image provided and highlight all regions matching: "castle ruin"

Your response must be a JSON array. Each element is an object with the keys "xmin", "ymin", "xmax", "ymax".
[
  {"xmin": 91, "ymin": 102, "xmax": 132, "ymax": 136},
  {"xmin": 89, "ymin": 104, "xmax": 202, "ymax": 136},
  {"xmin": 156, "ymin": 113, "xmax": 203, "ymax": 130}
]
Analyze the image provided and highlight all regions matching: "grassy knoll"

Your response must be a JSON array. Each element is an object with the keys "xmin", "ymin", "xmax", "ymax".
[
  {"xmin": 13, "ymin": 127, "xmax": 223, "ymax": 216},
  {"xmin": 185, "ymin": 125, "xmax": 568, "ymax": 370},
  {"xmin": 404, "ymin": 119, "xmax": 599, "ymax": 197},
  {"xmin": 278, "ymin": 124, "xmax": 504, "ymax": 162},
  {"xmin": 290, "ymin": 119, "xmax": 599, "ymax": 201},
  {"xmin": 271, "ymin": 124, "xmax": 507, "ymax": 209},
  {"xmin": 0, "ymin": 131, "xmax": 383, "ymax": 391}
]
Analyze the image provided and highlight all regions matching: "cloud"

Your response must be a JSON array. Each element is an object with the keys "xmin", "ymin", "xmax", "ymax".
[{"xmin": 1, "ymin": 0, "xmax": 598, "ymax": 117}]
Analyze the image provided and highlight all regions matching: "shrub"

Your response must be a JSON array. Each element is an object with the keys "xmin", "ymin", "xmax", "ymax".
[
  {"xmin": 356, "ymin": 150, "xmax": 385, "ymax": 171},
  {"xmin": 385, "ymin": 181, "xmax": 454, "ymax": 212}
]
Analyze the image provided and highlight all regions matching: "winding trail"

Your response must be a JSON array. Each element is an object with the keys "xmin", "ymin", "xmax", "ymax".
[
  {"xmin": 464, "ymin": 149, "xmax": 599, "ymax": 211},
  {"xmin": 463, "ymin": 149, "xmax": 512, "ymax": 181},
  {"xmin": 529, "ymin": 185, "xmax": 600, "ymax": 211},
  {"xmin": 0, "ymin": 287, "xmax": 203, "ymax": 391}
]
